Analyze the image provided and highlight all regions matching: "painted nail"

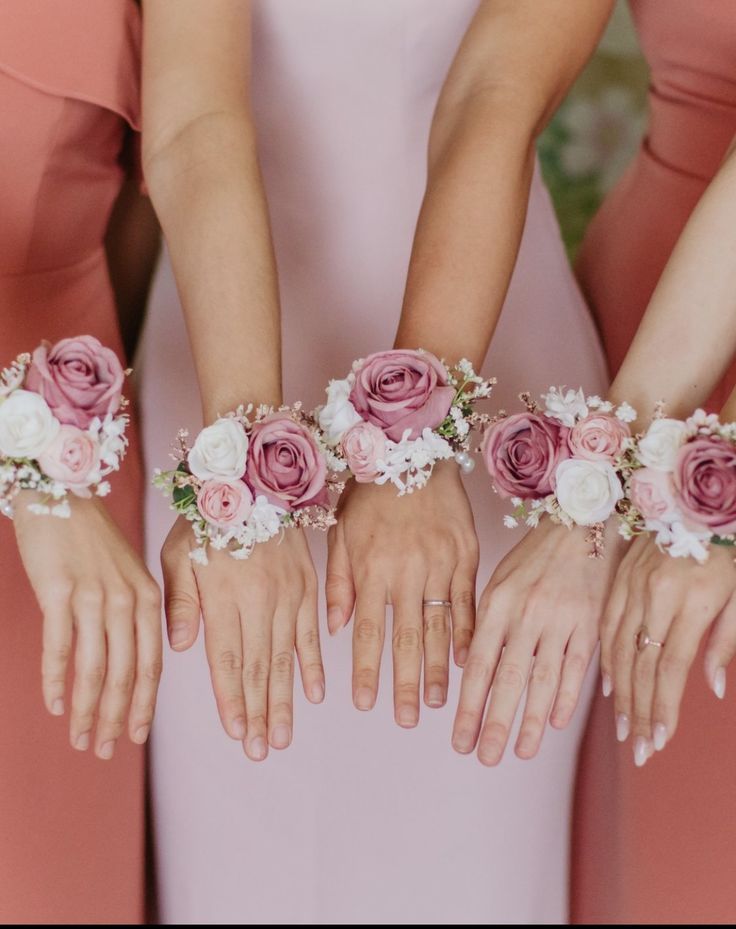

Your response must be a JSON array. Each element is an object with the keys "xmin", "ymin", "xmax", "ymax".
[
  {"xmin": 168, "ymin": 623, "xmax": 190, "ymax": 647},
  {"xmin": 271, "ymin": 725, "xmax": 291, "ymax": 750},
  {"xmin": 231, "ymin": 717, "xmax": 246, "ymax": 740},
  {"xmin": 98, "ymin": 741, "xmax": 115, "ymax": 761},
  {"xmin": 653, "ymin": 723, "xmax": 668, "ymax": 751},
  {"xmin": 397, "ymin": 706, "xmax": 418, "ymax": 728},
  {"xmin": 74, "ymin": 732, "xmax": 90, "ymax": 751},
  {"xmin": 51, "ymin": 698, "xmax": 64, "ymax": 716},
  {"xmin": 248, "ymin": 737, "xmax": 267, "ymax": 761},
  {"xmin": 456, "ymin": 647, "xmax": 469, "ymax": 667},
  {"xmin": 327, "ymin": 607, "xmax": 345, "ymax": 635},
  {"xmin": 601, "ymin": 674, "xmax": 613, "ymax": 698},
  {"xmin": 713, "ymin": 667, "xmax": 727, "ymax": 700},
  {"xmin": 354, "ymin": 687, "xmax": 375, "ymax": 711},
  {"xmin": 616, "ymin": 713, "xmax": 630, "ymax": 743},
  {"xmin": 634, "ymin": 737, "xmax": 649, "ymax": 767},
  {"xmin": 426, "ymin": 685, "xmax": 445, "ymax": 708},
  {"xmin": 133, "ymin": 725, "xmax": 151, "ymax": 744},
  {"xmin": 310, "ymin": 681, "xmax": 325, "ymax": 703}
]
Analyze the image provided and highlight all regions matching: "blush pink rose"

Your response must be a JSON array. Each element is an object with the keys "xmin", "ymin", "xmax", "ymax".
[
  {"xmin": 482, "ymin": 412, "xmax": 569, "ymax": 499},
  {"xmin": 674, "ymin": 437, "xmax": 736, "ymax": 534},
  {"xmin": 26, "ymin": 336, "xmax": 125, "ymax": 429},
  {"xmin": 197, "ymin": 479, "xmax": 253, "ymax": 528},
  {"xmin": 341, "ymin": 421, "xmax": 386, "ymax": 483},
  {"xmin": 629, "ymin": 468, "xmax": 679, "ymax": 521},
  {"xmin": 349, "ymin": 349, "xmax": 454, "ymax": 442},
  {"xmin": 246, "ymin": 414, "xmax": 327, "ymax": 511},
  {"xmin": 37, "ymin": 425, "xmax": 101, "ymax": 496},
  {"xmin": 568, "ymin": 413, "xmax": 630, "ymax": 462}
]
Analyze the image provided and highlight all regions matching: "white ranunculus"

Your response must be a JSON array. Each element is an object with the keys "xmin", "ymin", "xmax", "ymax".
[
  {"xmin": 637, "ymin": 418, "xmax": 687, "ymax": 471},
  {"xmin": 0, "ymin": 390, "xmax": 60, "ymax": 459},
  {"xmin": 542, "ymin": 386, "xmax": 588, "ymax": 427},
  {"xmin": 554, "ymin": 458, "xmax": 623, "ymax": 526},
  {"xmin": 188, "ymin": 418, "xmax": 248, "ymax": 480},
  {"xmin": 317, "ymin": 378, "xmax": 362, "ymax": 446}
]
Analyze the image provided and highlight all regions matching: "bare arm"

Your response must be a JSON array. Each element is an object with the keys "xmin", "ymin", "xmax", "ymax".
[{"xmin": 395, "ymin": 0, "xmax": 614, "ymax": 363}]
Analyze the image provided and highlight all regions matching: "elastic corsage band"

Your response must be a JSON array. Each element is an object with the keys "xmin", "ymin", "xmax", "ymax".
[
  {"xmin": 317, "ymin": 349, "xmax": 494, "ymax": 494},
  {"xmin": 154, "ymin": 404, "xmax": 344, "ymax": 564},
  {"xmin": 0, "ymin": 336, "xmax": 129, "ymax": 518},
  {"xmin": 483, "ymin": 387, "xmax": 636, "ymax": 556},
  {"xmin": 619, "ymin": 408, "xmax": 736, "ymax": 562}
]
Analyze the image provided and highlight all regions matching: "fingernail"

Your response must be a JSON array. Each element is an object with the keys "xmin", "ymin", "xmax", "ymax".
[
  {"xmin": 168, "ymin": 623, "xmax": 190, "ymax": 647},
  {"xmin": 98, "ymin": 740, "xmax": 115, "ymax": 761},
  {"xmin": 456, "ymin": 647, "xmax": 469, "ymax": 667},
  {"xmin": 616, "ymin": 714, "xmax": 630, "ymax": 742},
  {"xmin": 51, "ymin": 698, "xmax": 64, "ymax": 716},
  {"xmin": 397, "ymin": 706, "xmax": 418, "ymax": 728},
  {"xmin": 426, "ymin": 685, "xmax": 445, "ymax": 708},
  {"xmin": 601, "ymin": 674, "xmax": 613, "ymax": 698},
  {"xmin": 133, "ymin": 725, "xmax": 150, "ymax": 744},
  {"xmin": 452, "ymin": 731, "xmax": 474, "ymax": 754},
  {"xmin": 713, "ymin": 667, "xmax": 727, "ymax": 700},
  {"xmin": 653, "ymin": 723, "xmax": 668, "ymax": 751},
  {"xmin": 327, "ymin": 607, "xmax": 345, "ymax": 635},
  {"xmin": 231, "ymin": 717, "xmax": 246, "ymax": 740},
  {"xmin": 310, "ymin": 681, "xmax": 325, "ymax": 703},
  {"xmin": 74, "ymin": 732, "xmax": 90, "ymax": 751},
  {"xmin": 271, "ymin": 725, "xmax": 291, "ymax": 750},
  {"xmin": 634, "ymin": 737, "xmax": 650, "ymax": 767},
  {"xmin": 248, "ymin": 737, "xmax": 267, "ymax": 761},
  {"xmin": 354, "ymin": 687, "xmax": 375, "ymax": 711},
  {"xmin": 515, "ymin": 736, "xmax": 535, "ymax": 759}
]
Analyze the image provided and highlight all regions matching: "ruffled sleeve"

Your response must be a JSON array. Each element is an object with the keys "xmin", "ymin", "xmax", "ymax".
[{"xmin": 0, "ymin": 0, "xmax": 141, "ymax": 129}]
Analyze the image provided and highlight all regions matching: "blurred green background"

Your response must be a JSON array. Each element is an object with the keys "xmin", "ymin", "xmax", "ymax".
[{"xmin": 539, "ymin": 2, "xmax": 648, "ymax": 257}]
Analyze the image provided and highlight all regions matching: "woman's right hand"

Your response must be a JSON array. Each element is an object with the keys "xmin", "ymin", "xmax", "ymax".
[
  {"xmin": 13, "ymin": 492, "xmax": 163, "ymax": 759},
  {"xmin": 160, "ymin": 517, "xmax": 325, "ymax": 761}
]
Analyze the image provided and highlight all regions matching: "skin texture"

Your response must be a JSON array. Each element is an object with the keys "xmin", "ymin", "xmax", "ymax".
[
  {"xmin": 13, "ymin": 494, "xmax": 162, "ymax": 759},
  {"xmin": 142, "ymin": 1, "xmax": 321, "ymax": 758}
]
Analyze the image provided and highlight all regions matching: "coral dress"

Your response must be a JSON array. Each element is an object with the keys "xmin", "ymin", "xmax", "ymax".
[
  {"xmin": 573, "ymin": 1, "xmax": 736, "ymax": 923},
  {"xmin": 0, "ymin": 2, "xmax": 145, "ymax": 923},
  {"xmin": 138, "ymin": 1, "xmax": 607, "ymax": 922}
]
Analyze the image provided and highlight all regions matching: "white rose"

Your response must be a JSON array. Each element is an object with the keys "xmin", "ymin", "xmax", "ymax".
[
  {"xmin": 0, "ymin": 390, "xmax": 60, "ymax": 459},
  {"xmin": 542, "ymin": 386, "xmax": 588, "ymax": 427},
  {"xmin": 637, "ymin": 418, "xmax": 687, "ymax": 471},
  {"xmin": 318, "ymin": 378, "xmax": 362, "ymax": 446},
  {"xmin": 554, "ymin": 458, "xmax": 623, "ymax": 525},
  {"xmin": 188, "ymin": 418, "xmax": 249, "ymax": 480}
]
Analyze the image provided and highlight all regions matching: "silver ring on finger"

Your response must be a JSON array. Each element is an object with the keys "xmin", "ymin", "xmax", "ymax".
[{"xmin": 423, "ymin": 599, "xmax": 452, "ymax": 609}]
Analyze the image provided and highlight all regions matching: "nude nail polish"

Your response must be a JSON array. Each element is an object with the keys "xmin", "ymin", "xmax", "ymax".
[
  {"xmin": 616, "ymin": 713, "xmax": 630, "ymax": 742},
  {"xmin": 74, "ymin": 732, "xmax": 90, "ymax": 751},
  {"xmin": 653, "ymin": 723, "xmax": 667, "ymax": 751},
  {"xmin": 231, "ymin": 717, "xmax": 246, "ymax": 740},
  {"xmin": 354, "ymin": 687, "xmax": 374, "ymax": 711},
  {"xmin": 310, "ymin": 681, "xmax": 325, "ymax": 703},
  {"xmin": 713, "ymin": 667, "xmax": 727, "ymax": 700},
  {"xmin": 426, "ymin": 685, "xmax": 445, "ymax": 708},
  {"xmin": 327, "ymin": 607, "xmax": 345, "ymax": 635},
  {"xmin": 271, "ymin": 725, "xmax": 291, "ymax": 749},
  {"xmin": 601, "ymin": 674, "xmax": 613, "ymax": 698},
  {"xmin": 634, "ymin": 737, "xmax": 649, "ymax": 767},
  {"xmin": 397, "ymin": 706, "xmax": 418, "ymax": 728},
  {"xmin": 98, "ymin": 741, "xmax": 115, "ymax": 761},
  {"xmin": 249, "ymin": 737, "xmax": 267, "ymax": 761},
  {"xmin": 51, "ymin": 698, "xmax": 64, "ymax": 716}
]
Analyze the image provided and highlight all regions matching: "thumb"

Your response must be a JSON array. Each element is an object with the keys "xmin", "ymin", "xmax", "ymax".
[
  {"xmin": 161, "ymin": 535, "xmax": 201, "ymax": 651},
  {"xmin": 704, "ymin": 594, "xmax": 736, "ymax": 700},
  {"xmin": 325, "ymin": 526, "xmax": 355, "ymax": 635}
]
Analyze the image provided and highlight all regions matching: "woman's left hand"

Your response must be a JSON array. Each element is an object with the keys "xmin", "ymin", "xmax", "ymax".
[{"xmin": 601, "ymin": 534, "xmax": 736, "ymax": 765}]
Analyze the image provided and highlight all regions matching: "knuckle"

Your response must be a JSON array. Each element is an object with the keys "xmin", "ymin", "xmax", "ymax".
[
  {"xmin": 463, "ymin": 655, "xmax": 490, "ymax": 682},
  {"xmin": 530, "ymin": 662, "xmax": 558, "ymax": 688},
  {"xmin": 424, "ymin": 612, "xmax": 449, "ymax": 636},
  {"xmin": 269, "ymin": 700, "xmax": 292, "ymax": 721},
  {"xmin": 107, "ymin": 586, "xmax": 135, "ymax": 613},
  {"xmin": 353, "ymin": 666, "xmax": 377, "ymax": 687},
  {"xmin": 355, "ymin": 619, "xmax": 382, "ymax": 643},
  {"xmin": 166, "ymin": 591, "xmax": 198, "ymax": 619},
  {"xmin": 109, "ymin": 670, "xmax": 135, "ymax": 695},
  {"xmin": 520, "ymin": 715, "xmax": 544, "ymax": 736},
  {"xmin": 297, "ymin": 627, "xmax": 321, "ymax": 653},
  {"xmin": 245, "ymin": 659, "xmax": 269, "ymax": 687},
  {"xmin": 564, "ymin": 652, "xmax": 588, "ymax": 679},
  {"xmin": 41, "ymin": 580, "xmax": 74, "ymax": 608},
  {"xmin": 80, "ymin": 664, "xmax": 106, "ymax": 689},
  {"xmin": 271, "ymin": 650, "xmax": 294, "ymax": 678},
  {"xmin": 213, "ymin": 649, "xmax": 244, "ymax": 674},
  {"xmin": 138, "ymin": 581, "xmax": 162, "ymax": 612},
  {"xmin": 245, "ymin": 712, "xmax": 267, "ymax": 730},
  {"xmin": 481, "ymin": 720, "xmax": 508, "ymax": 744},
  {"xmin": 393, "ymin": 626, "xmax": 422, "ymax": 653},
  {"xmin": 139, "ymin": 658, "xmax": 163, "ymax": 683},
  {"xmin": 97, "ymin": 711, "xmax": 126, "ymax": 730},
  {"xmin": 424, "ymin": 661, "xmax": 449, "ymax": 681},
  {"xmin": 130, "ymin": 701, "xmax": 155, "ymax": 724},
  {"xmin": 455, "ymin": 707, "xmax": 480, "ymax": 729},
  {"xmin": 45, "ymin": 641, "xmax": 72, "ymax": 665},
  {"xmin": 495, "ymin": 662, "xmax": 526, "ymax": 691},
  {"xmin": 452, "ymin": 589, "xmax": 476, "ymax": 611},
  {"xmin": 647, "ymin": 570, "xmax": 673, "ymax": 598},
  {"xmin": 73, "ymin": 585, "xmax": 105, "ymax": 614},
  {"xmin": 394, "ymin": 681, "xmax": 419, "ymax": 700},
  {"xmin": 658, "ymin": 651, "xmax": 689, "ymax": 680}
]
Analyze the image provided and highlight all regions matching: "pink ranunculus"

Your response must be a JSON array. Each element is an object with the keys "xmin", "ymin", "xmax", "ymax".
[
  {"xmin": 568, "ymin": 413, "xmax": 630, "ymax": 462},
  {"xmin": 349, "ymin": 349, "xmax": 455, "ymax": 442},
  {"xmin": 37, "ymin": 425, "xmax": 101, "ymax": 496},
  {"xmin": 197, "ymin": 479, "xmax": 253, "ymax": 528},
  {"xmin": 341, "ymin": 421, "xmax": 386, "ymax": 483},
  {"xmin": 246, "ymin": 414, "xmax": 328, "ymax": 511},
  {"xmin": 674, "ymin": 437, "xmax": 736, "ymax": 535},
  {"xmin": 482, "ymin": 412, "xmax": 569, "ymax": 499},
  {"xmin": 26, "ymin": 336, "xmax": 125, "ymax": 429},
  {"xmin": 629, "ymin": 467, "xmax": 679, "ymax": 521}
]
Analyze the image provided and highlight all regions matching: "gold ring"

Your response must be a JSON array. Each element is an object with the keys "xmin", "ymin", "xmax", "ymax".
[{"xmin": 635, "ymin": 625, "xmax": 664, "ymax": 653}]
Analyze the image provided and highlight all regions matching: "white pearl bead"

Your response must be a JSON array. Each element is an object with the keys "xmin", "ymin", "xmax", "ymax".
[
  {"xmin": 454, "ymin": 450, "xmax": 470, "ymax": 467},
  {"xmin": 460, "ymin": 457, "xmax": 475, "ymax": 474}
]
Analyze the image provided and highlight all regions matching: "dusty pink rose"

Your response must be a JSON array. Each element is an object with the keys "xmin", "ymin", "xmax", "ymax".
[
  {"xmin": 341, "ymin": 421, "xmax": 386, "ymax": 483},
  {"xmin": 197, "ymin": 479, "xmax": 253, "ymax": 528},
  {"xmin": 349, "ymin": 349, "xmax": 454, "ymax": 442},
  {"xmin": 482, "ymin": 412, "xmax": 569, "ymax": 499},
  {"xmin": 37, "ymin": 425, "xmax": 101, "ymax": 496},
  {"xmin": 246, "ymin": 414, "xmax": 327, "ymax": 511},
  {"xmin": 629, "ymin": 468, "xmax": 679, "ymax": 521},
  {"xmin": 674, "ymin": 437, "xmax": 736, "ymax": 534},
  {"xmin": 26, "ymin": 336, "xmax": 125, "ymax": 429},
  {"xmin": 568, "ymin": 413, "xmax": 630, "ymax": 462}
]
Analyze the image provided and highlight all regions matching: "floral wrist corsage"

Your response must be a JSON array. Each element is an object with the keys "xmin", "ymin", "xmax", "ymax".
[
  {"xmin": 0, "ymin": 336, "xmax": 130, "ymax": 518},
  {"xmin": 317, "ymin": 349, "xmax": 494, "ymax": 494},
  {"xmin": 619, "ymin": 408, "xmax": 736, "ymax": 563},
  {"xmin": 483, "ymin": 387, "xmax": 637, "ymax": 556},
  {"xmin": 154, "ymin": 404, "xmax": 344, "ymax": 564}
]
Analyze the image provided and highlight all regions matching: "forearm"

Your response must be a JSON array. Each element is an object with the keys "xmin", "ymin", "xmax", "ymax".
[
  {"xmin": 144, "ymin": 112, "xmax": 282, "ymax": 421},
  {"xmin": 610, "ymin": 145, "xmax": 736, "ymax": 426}
]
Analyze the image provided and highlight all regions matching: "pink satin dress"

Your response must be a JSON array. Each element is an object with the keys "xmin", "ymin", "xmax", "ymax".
[
  {"xmin": 573, "ymin": 1, "xmax": 736, "ymax": 923},
  {"xmin": 138, "ymin": 0, "xmax": 607, "ymax": 922},
  {"xmin": 0, "ymin": 2, "xmax": 145, "ymax": 922}
]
